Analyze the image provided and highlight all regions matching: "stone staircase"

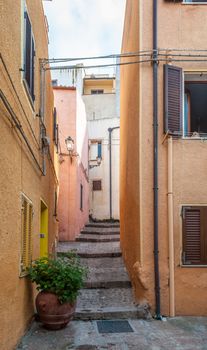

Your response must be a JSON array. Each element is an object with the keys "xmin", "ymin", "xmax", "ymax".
[{"xmin": 57, "ymin": 222, "xmax": 150, "ymax": 320}]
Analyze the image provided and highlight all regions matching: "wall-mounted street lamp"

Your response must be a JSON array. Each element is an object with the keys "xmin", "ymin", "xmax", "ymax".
[
  {"xmin": 89, "ymin": 157, "xmax": 102, "ymax": 169},
  {"xmin": 65, "ymin": 136, "xmax": 74, "ymax": 156}
]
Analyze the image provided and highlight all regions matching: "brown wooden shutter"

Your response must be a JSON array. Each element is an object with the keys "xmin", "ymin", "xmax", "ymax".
[
  {"xmin": 31, "ymin": 37, "xmax": 35, "ymax": 101},
  {"xmin": 25, "ymin": 12, "xmax": 32, "ymax": 88},
  {"xmin": 164, "ymin": 64, "xmax": 183, "ymax": 135},
  {"xmin": 182, "ymin": 206, "xmax": 207, "ymax": 265}
]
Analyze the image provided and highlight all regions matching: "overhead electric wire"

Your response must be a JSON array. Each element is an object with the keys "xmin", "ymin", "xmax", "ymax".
[
  {"xmin": 45, "ymin": 59, "xmax": 153, "ymax": 71},
  {"xmin": 43, "ymin": 50, "xmax": 153, "ymax": 65}
]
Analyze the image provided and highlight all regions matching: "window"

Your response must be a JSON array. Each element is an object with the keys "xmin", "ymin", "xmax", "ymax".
[
  {"xmin": 23, "ymin": 8, "xmax": 35, "ymax": 101},
  {"xmin": 90, "ymin": 140, "xmax": 102, "ymax": 160},
  {"xmin": 182, "ymin": 206, "xmax": 207, "ymax": 265},
  {"xmin": 80, "ymin": 184, "xmax": 83, "ymax": 210},
  {"xmin": 164, "ymin": 65, "xmax": 207, "ymax": 136},
  {"xmin": 91, "ymin": 89, "xmax": 104, "ymax": 95},
  {"xmin": 92, "ymin": 180, "xmax": 102, "ymax": 191},
  {"xmin": 184, "ymin": 73, "xmax": 207, "ymax": 136},
  {"xmin": 20, "ymin": 194, "xmax": 33, "ymax": 276}
]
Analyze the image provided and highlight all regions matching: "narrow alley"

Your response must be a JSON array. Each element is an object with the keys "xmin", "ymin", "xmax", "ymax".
[
  {"xmin": 2, "ymin": 0, "xmax": 207, "ymax": 349},
  {"xmin": 16, "ymin": 221, "xmax": 207, "ymax": 349}
]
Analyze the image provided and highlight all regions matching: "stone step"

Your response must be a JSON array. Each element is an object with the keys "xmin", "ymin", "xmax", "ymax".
[
  {"xmin": 81, "ymin": 227, "xmax": 120, "ymax": 235},
  {"xmin": 57, "ymin": 241, "xmax": 122, "ymax": 258},
  {"xmin": 86, "ymin": 222, "xmax": 120, "ymax": 228},
  {"xmin": 76, "ymin": 234, "xmax": 120, "ymax": 242},
  {"xmin": 84, "ymin": 267, "xmax": 131, "ymax": 288},
  {"xmin": 80, "ymin": 257, "xmax": 125, "ymax": 269},
  {"xmin": 75, "ymin": 288, "xmax": 150, "ymax": 320}
]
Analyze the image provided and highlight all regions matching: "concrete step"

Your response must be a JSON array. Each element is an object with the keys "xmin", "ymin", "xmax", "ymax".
[
  {"xmin": 76, "ymin": 234, "xmax": 120, "ymax": 242},
  {"xmin": 84, "ymin": 267, "xmax": 131, "ymax": 288},
  {"xmin": 86, "ymin": 222, "xmax": 120, "ymax": 229},
  {"xmin": 80, "ymin": 257, "xmax": 125, "ymax": 269},
  {"xmin": 81, "ymin": 227, "xmax": 120, "ymax": 235},
  {"xmin": 57, "ymin": 241, "xmax": 122, "ymax": 258},
  {"xmin": 75, "ymin": 288, "xmax": 150, "ymax": 320}
]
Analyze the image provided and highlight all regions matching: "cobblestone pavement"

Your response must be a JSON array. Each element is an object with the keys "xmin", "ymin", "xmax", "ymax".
[{"xmin": 16, "ymin": 317, "xmax": 207, "ymax": 350}]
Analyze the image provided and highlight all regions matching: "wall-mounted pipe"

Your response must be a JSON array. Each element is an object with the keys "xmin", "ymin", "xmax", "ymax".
[
  {"xmin": 153, "ymin": 0, "xmax": 161, "ymax": 319},
  {"xmin": 108, "ymin": 126, "xmax": 120, "ymax": 220},
  {"xmin": 168, "ymin": 136, "xmax": 175, "ymax": 317}
]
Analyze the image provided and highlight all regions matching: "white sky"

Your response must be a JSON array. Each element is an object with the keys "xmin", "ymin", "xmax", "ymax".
[{"xmin": 43, "ymin": 0, "xmax": 126, "ymax": 63}]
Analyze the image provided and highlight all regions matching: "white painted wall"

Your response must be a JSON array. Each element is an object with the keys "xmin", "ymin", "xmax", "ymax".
[{"xmin": 83, "ymin": 92, "xmax": 120, "ymax": 220}]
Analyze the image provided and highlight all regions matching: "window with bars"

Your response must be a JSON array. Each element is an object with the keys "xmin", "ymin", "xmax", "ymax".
[
  {"xmin": 23, "ymin": 8, "xmax": 35, "ymax": 101},
  {"xmin": 92, "ymin": 180, "xmax": 102, "ymax": 191},
  {"xmin": 20, "ymin": 194, "xmax": 33, "ymax": 276},
  {"xmin": 182, "ymin": 206, "xmax": 207, "ymax": 265}
]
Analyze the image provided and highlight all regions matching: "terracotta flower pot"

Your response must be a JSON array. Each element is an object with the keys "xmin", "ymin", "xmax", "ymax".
[{"xmin": 36, "ymin": 291, "xmax": 76, "ymax": 330}]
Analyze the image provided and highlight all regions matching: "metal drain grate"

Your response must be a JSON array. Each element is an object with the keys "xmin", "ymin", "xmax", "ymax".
[{"xmin": 97, "ymin": 320, "xmax": 134, "ymax": 334}]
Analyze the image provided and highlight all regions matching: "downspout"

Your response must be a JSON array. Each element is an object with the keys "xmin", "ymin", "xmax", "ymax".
[
  {"xmin": 108, "ymin": 126, "xmax": 120, "ymax": 220},
  {"xmin": 153, "ymin": 0, "xmax": 161, "ymax": 319},
  {"xmin": 168, "ymin": 136, "xmax": 175, "ymax": 316}
]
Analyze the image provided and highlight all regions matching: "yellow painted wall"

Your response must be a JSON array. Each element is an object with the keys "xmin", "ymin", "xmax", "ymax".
[
  {"xmin": 121, "ymin": 0, "xmax": 207, "ymax": 316},
  {"xmin": 83, "ymin": 78, "xmax": 115, "ymax": 94},
  {"xmin": 0, "ymin": 1, "xmax": 58, "ymax": 349}
]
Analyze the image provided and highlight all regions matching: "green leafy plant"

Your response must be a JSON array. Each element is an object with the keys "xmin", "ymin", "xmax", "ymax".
[{"xmin": 27, "ymin": 253, "xmax": 87, "ymax": 304}]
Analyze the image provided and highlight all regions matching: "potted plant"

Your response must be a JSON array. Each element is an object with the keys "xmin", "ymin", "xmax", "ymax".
[{"xmin": 27, "ymin": 253, "xmax": 87, "ymax": 330}]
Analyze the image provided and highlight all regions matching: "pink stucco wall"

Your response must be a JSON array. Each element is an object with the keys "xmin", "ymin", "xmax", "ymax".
[{"xmin": 53, "ymin": 87, "xmax": 89, "ymax": 241}]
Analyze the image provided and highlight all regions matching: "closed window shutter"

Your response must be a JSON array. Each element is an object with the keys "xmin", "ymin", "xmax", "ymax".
[
  {"xmin": 24, "ymin": 11, "xmax": 35, "ymax": 101},
  {"xmin": 25, "ymin": 12, "xmax": 32, "ymax": 88},
  {"xmin": 31, "ymin": 37, "xmax": 35, "ymax": 101},
  {"xmin": 21, "ymin": 195, "xmax": 33, "ymax": 275},
  {"xmin": 182, "ymin": 207, "xmax": 207, "ymax": 265},
  {"xmin": 53, "ymin": 108, "xmax": 57, "ymax": 141},
  {"xmin": 164, "ymin": 64, "xmax": 183, "ymax": 135}
]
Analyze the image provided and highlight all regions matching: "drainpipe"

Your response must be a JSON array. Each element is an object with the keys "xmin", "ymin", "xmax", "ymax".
[
  {"xmin": 108, "ymin": 126, "xmax": 120, "ymax": 220},
  {"xmin": 168, "ymin": 136, "xmax": 175, "ymax": 317},
  {"xmin": 153, "ymin": 0, "xmax": 161, "ymax": 319}
]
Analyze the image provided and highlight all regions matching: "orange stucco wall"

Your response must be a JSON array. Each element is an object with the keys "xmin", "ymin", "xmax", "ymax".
[
  {"xmin": 54, "ymin": 87, "xmax": 89, "ymax": 241},
  {"xmin": 0, "ymin": 1, "xmax": 58, "ymax": 349},
  {"xmin": 121, "ymin": 0, "xmax": 207, "ymax": 316}
]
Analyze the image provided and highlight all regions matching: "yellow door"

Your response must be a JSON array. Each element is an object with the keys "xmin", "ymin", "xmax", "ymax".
[{"xmin": 40, "ymin": 200, "xmax": 48, "ymax": 257}]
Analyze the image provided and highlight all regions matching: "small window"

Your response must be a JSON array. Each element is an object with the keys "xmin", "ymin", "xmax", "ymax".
[
  {"xmin": 93, "ymin": 180, "xmax": 102, "ymax": 191},
  {"xmin": 91, "ymin": 89, "xmax": 104, "ymax": 95},
  {"xmin": 23, "ymin": 8, "xmax": 35, "ymax": 101},
  {"xmin": 90, "ymin": 140, "xmax": 102, "ymax": 160},
  {"xmin": 182, "ymin": 206, "xmax": 207, "ymax": 265},
  {"xmin": 20, "ymin": 194, "xmax": 33, "ymax": 276},
  {"xmin": 80, "ymin": 184, "xmax": 83, "ymax": 210}
]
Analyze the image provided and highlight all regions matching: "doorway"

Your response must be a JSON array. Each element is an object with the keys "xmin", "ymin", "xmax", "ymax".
[{"xmin": 40, "ymin": 200, "xmax": 48, "ymax": 257}]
